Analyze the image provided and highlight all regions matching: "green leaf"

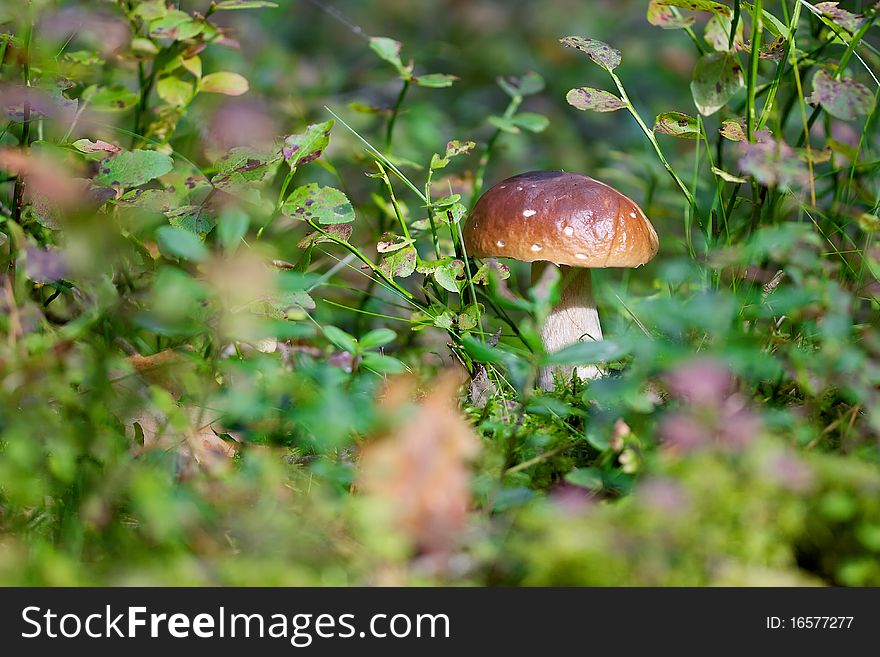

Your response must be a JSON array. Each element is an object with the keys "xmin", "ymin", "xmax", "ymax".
[
  {"xmin": 378, "ymin": 245, "xmax": 417, "ymax": 278},
  {"xmin": 82, "ymin": 84, "xmax": 139, "ymax": 112},
  {"xmin": 214, "ymin": 1, "xmax": 279, "ymax": 9},
  {"xmin": 434, "ymin": 266, "xmax": 462, "ymax": 293},
  {"xmin": 445, "ymin": 140, "xmax": 475, "ymax": 158},
  {"xmin": 95, "ymin": 150, "xmax": 173, "ymax": 188},
  {"xmin": 359, "ymin": 328, "xmax": 397, "ymax": 350},
  {"xmin": 654, "ymin": 0, "xmax": 731, "ymax": 15},
  {"xmin": 461, "ymin": 336, "xmax": 528, "ymax": 373},
  {"xmin": 430, "ymin": 139, "xmax": 475, "ymax": 169},
  {"xmin": 282, "ymin": 184, "xmax": 355, "ymax": 225},
  {"xmin": 704, "ymin": 13, "xmax": 744, "ymax": 51},
  {"xmin": 758, "ymin": 36, "xmax": 787, "ymax": 62},
  {"xmin": 297, "ymin": 224, "xmax": 353, "ymax": 248},
  {"xmin": 647, "ymin": 0, "xmax": 696, "ymax": 28},
  {"xmin": 324, "ymin": 326, "xmax": 359, "ymax": 354},
  {"xmin": 690, "ymin": 52, "xmax": 743, "ymax": 116},
  {"xmin": 457, "ymin": 303, "xmax": 482, "ymax": 331},
  {"xmin": 200, "ymin": 72, "xmax": 249, "ymax": 96},
  {"xmin": 417, "ymin": 257, "xmax": 465, "ymax": 293},
  {"xmin": 258, "ymin": 291, "xmax": 315, "ymax": 321},
  {"xmin": 719, "ymin": 119, "xmax": 747, "ymax": 141},
  {"xmin": 807, "ymin": 70, "xmax": 874, "ymax": 121},
  {"xmin": 212, "ymin": 146, "xmax": 281, "ymax": 187},
  {"xmin": 282, "ymin": 120, "xmax": 334, "ymax": 169},
  {"xmin": 560, "ymin": 36, "xmax": 621, "ymax": 71},
  {"xmin": 431, "ymin": 194, "xmax": 461, "ymax": 208},
  {"xmin": 711, "ymin": 166, "xmax": 748, "ymax": 183},
  {"xmin": 738, "ymin": 140, "xmax": 809, "ymax": 188},
  {"xmin": 217, "ymin": 206, "xmax": 250, "ymax": 251},
  {"xmin": 750, "ymin": 4, "xmax": 789, "ymax": 38},
  {"xmin": 487, "ymin": 116, "xmax": 521, "ymax": 134},
  {"xmin": 565, "ymin": 87, "xmax": 627, "ymax": 112},
  {"xmin": 369, "ymin": 37, "xmax": 409, "ymax": 76},
  {"xmin": 149, "ymin": 12, "xmax": 203, "ymax": 40},
  {"xmin": 431, "ymin": 310, "xmax": 455, "ymax": 330},
  {"xmin": 815, "ymin": 2, "xmax": 864, "ymax": 33},
  {"xmin": 377, "ymin": 234, "xmax": 415, "ymax": 253},
  {"xmin": 512, "ymin": 112, "xmax": 549, "ymax": 133},
  {"xmin": 565, "ymin": 467, "xmax": 604, "ymax": 490},
  {"xmin": 132, "ymin": 0, "xmax": 168, "ymax": 21},
  {"xmin": 360, "ymin": 352, "xmax": 407, "ymax": 374},
  {"xmin": 166, "ymin": 205, "xmax": 216, "ymax": 239},
  {"xmin": 414, "ymin": 73, "xmax": 457, "ymax": 88},
  {"xmin": 72, "ymin": 139, "xmax": 121, "ymax": 157},
  {"xmin": 497, "ymin": 71, "xmax": 545, "ymax": 97},
  {"xmin": 156, "ymin": 225, "xmax": 209, "ymax": 262},
  {"xmin": 541, "ymin": 339, "xmax": 630, "ymax": 366},
  {"xmin": 157, "ymin": 76, "xmax": 194, "ymax": 106},
  {"xmin": 438, "ymin": 203, "xmax": 466, "ymax": 225},
  {"xmin": 654, "ymin": 111, "xmax": 702, "ymax": 139},
  {"xmin": 473, "ymin": 260, "xmax": 510, "ymax": 284}
]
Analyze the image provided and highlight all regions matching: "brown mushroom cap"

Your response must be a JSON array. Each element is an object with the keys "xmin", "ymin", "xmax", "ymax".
[{"xmin": 463, "ymin": 170, "xmax": 659, "ymax": 268}]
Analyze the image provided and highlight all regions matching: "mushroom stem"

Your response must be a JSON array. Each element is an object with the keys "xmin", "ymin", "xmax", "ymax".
[{"xmin": 532, "ymin": 262, "xmax": 603, "ymax": 391}]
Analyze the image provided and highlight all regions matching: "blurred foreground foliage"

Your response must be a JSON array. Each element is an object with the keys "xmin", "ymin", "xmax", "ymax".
[{"xmin": 1, "ymin": 0, "xmax": 879, "ymax": 585}]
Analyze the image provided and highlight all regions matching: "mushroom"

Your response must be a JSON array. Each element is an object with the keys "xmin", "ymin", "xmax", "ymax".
[{"xmin": 463, "ymin": 170, "xmax": 658, "ymax": 390}]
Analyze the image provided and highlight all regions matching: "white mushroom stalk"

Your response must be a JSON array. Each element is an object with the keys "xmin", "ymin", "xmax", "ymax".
[
  {"xmin": 463, "ymin": 171, "xmax": 658, "ymax": 392},
  {"xmin": 532, "ymin": 263, "xmax": 603, "ymax": 391}
]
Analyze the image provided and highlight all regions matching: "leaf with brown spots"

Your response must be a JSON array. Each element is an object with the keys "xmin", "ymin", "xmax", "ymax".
[
  {"xmin": 95, "ymin": 149, "xmax": 173, "ymax": 189},
  {"xmin": 720, "ymin": 119, "xmax": 772, "ymax": 143},
  {"xmin": 282, "ymin": 183, "xmax": 355, "ymax": 225},
  {"xmin": 690, "ymin": 52, "xmax": 743, "ymax": 116},
  {"xmin": 759, "ymin": 36, "xmax": 787, "ymax": 61},
  {"xmin": 472, "ymin": 259, "xmax": 511, "ymax": 285},
  {"xmin": 565, "ymin": 87, "xmax": 627, "ymax": 112},
  {"xmin": 738, "ymin": 139, "xmax": 809, "ymax": 189},
  {"xmin": 297, "ymin": 224, "xmax": 352, "ymax": 248},
  {"xmin": 704, "ymin": 13, "xmax": 744, "ymax": 52},
  {"xmin": 647, "ymin": 0, "xmax": 696, "ymax": 29},
  {"xmin": 72, "ymin": 139, "xmax": 121, "ymax": 156},
  {"xmin": 282, "ymin": 120, "xmax": 334, "ymax": 170},
  {"xmin": 560, "ymin": 37, "xmax": 621, "ymax": 72},
  {"xmin": 815, "ymin": 2, "xmax": 864, "ymax": 33},
  {"xmin": 379, "ymin": 245, "xmax": 417, "ymax": 279},
  {"xmin": 654, "ymin": 0, "xmax": 731, "ymax": 16},
  {"xmin": 417, "ymin": 257, "xmax": 465, "ymax": 293},
  {"xmin": 807, "ymin": 69, "xmax": 874, "ymax": 121},
  {"xmin": 654, "ymin": 111, "xmax": 702, "ymax": 139},
  {"xmin": 377, "ymin": 233, "xmax": 415, "ymax": 253},
  {"xmin": 212, "ymin": 145, "xmax": 281, "ymax": 187},
  {"xmin": 430, "ymin": 139, "xmax": 476, "ymax": 170},
  {"xmin": 166, "ymin": 205, "xmax": 216, "ymax": 239}
]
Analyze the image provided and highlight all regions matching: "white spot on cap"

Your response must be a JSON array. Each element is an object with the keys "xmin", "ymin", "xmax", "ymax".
[
  {"xmin": 576, "ymin": 253, "xmax": 588, "ymax": 260},
  {"xmin": 516, "ymin": 186, "xmax": 523, "ymax": 191},
  {"xmin": 523, "ymin": 209, "xmax": 536, "ymax": 217},
  {"xmin": 629, "ymin": 211, "xmax": 637, "ymax": 219},
  {"xmin": 496, "ymin": 240, "xmax": 506, "ymax": 248},
  {"xmin": 563, "ymin": 226, "xmax": 574, "ymax": 236},
  {"xmin": 499, "ymin": 185, "xmax": 506, "ymax": 189},
  {"xmin": 531, "ymin": 244, "xmax": 542, "ymax": 252}
]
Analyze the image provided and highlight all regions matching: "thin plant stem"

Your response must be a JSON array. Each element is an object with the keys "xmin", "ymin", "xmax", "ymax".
[
  {"xmin": 746, "ymin": 0, "xmax": 763, "ymax": 141},
  {"xmin": 384, "ymin": 79, "xmax": 410, "ymax": 153},
  {"xmin": 610, "ymin": 72, "xmax": 697, "ymax": 209}
]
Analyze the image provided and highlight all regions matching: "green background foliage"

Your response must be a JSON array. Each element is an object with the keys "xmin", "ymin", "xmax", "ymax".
[{"xmin": 0, "ymin": 0, "xmax": 879, "ymax": 585}]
